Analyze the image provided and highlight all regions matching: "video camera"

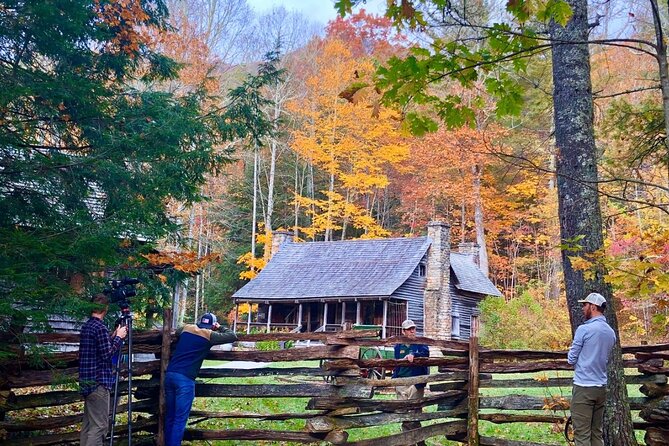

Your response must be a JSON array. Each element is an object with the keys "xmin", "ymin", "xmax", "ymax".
[{"xmin": 104, "ymin": 278, "xmax": 140, "ymax": 310}]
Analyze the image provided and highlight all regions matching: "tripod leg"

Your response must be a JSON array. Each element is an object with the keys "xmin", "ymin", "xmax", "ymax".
[
  {"xmin": 127, "ymin": 316, "xmax": 133, "ymax": 446},
  {"xmin": 108, "ymin": 346, "xmax": 123, "ymax": 446}
]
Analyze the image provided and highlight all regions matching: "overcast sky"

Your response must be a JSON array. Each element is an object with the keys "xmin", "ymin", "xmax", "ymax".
[{"xmin": 246, "ymin": 0, "xmax": 384, "ymax": 26}]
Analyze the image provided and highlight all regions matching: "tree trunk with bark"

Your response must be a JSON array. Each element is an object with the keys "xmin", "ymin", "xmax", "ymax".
[{"xmin": 550, "ymin": 1, "xmax": 637, "ymax": 444}]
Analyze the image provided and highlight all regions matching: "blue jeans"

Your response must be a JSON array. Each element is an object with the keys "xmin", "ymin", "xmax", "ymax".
[{"xmin": 165, "ymin": 371, "xmax": 196, "ymax": 446}]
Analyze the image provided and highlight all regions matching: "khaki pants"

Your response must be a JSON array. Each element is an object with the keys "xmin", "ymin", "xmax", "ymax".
[
  {"xmin": 80, "ymin": 386, "xmax": 110, "ymax": 446},
  {"xmin": 396, "ymin": 385, "xmax": 426, "ymax": 446},
  {"xmin": 571, "ymin": 384, "xmax": 606, "ymax": 446}
]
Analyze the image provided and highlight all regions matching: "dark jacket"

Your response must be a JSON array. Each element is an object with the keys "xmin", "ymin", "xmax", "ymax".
[
  {"xmin": 166, "ymin": 324, "xmax": 238, "ymax": 380},
  {"xmin": 392, "ymin": 343, "xmax": 429, "ymax": 388}
]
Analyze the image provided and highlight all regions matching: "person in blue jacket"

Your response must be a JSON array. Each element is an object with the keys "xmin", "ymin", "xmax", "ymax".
[
  {"xmin": 164, "ymin": 313, "xmax": 237, "ymax": 446},
  {"xmin": 393, "ymin": 319, "xmax": 429, "ymax": 444}
]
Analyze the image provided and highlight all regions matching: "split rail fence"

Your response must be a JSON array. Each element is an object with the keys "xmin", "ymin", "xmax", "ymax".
[{"xmin": 1, "ymin": 312, "xmax": 668, "ymax": 446}]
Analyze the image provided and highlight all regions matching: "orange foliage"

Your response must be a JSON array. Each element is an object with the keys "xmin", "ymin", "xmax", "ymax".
[
  {"xmin": 325, "ymin": 9, "xmax": 407, "ymax": 60},
  {"xmin": 93, "ymin": 0, "xmax": 151, "ymax": 57},
  {"xmin": 143, "ymin": 251, "xmax": 220, "ymax": 274},
  {"xmin": 149, "ymin": 11, "xmax": 220, "ymax": 93}
]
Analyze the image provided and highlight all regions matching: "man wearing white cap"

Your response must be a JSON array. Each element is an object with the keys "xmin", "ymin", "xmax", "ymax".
[
  {"xmin": 392, "ymin": 319, "xmax": 429, "ymax": 446},
  {"xmin": 567, "ymin": 292, "xmax": 616, "ymax": 446}
]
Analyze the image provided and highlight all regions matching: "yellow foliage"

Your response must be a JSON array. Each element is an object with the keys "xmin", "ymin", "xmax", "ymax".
[
  {"xmin": 289, "ymin": 38, "xmax": 407, "ymax": 240},
  {"xmin": 236, "ymin": 252, "xmax": 267, "ymax": 280}
]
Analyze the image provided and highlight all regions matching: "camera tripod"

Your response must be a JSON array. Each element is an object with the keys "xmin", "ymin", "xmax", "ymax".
[{"xmin": 109, "ymin": 305, "xmax": 134, "ymax": 446}]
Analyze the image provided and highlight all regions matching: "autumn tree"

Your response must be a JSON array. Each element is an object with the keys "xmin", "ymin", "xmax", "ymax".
[
  {"xmin": 335, "ymin": 0, "xmax": 637, "ymax": 443},
  {"xmin": 289, "ymin": 38, "xmax": 408, "ymax": 241},
  {"xmin": 0, "ymin": 0, "xmax": 278, "ymax": 340}
]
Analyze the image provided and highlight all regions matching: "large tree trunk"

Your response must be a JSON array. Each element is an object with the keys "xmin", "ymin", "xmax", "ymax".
[{"xmin": 549, "ymin": 1, "xmax": 637, "ymax": 445}]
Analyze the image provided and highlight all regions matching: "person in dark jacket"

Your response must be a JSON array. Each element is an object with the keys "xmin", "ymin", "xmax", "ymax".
[
  {"xmin": 164, "ymin": 313, "xmax": 238, "ymax": 446},
  {"xmin": 393, "ymin": 319, "xmax": 429, "ymax": 444}
]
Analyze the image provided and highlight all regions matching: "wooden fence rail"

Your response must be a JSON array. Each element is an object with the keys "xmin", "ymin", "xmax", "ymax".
[{"xmin": 0, "ymin": 314, "xmax": 668, "ymax": 446}]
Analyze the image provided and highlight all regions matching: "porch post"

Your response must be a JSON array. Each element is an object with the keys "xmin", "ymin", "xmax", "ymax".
[
  {"xmin": 341, "ymin": 302, "xmax": 346, "ymax": 325},
  {"xmin": 298, "ymin": 304, "xmax": 303, "ymax": 329},
  {"xmin": 233, "ymin": 303, "xmax": 239, "ymax": 332},
  {"xmin": 266, "ymin": 304, "xmax": 272, "ymax": 332},
  {"xmin": 382, "ymin": 300, "xmax": 388, "ymax": 339},
  {"xmin": 356, "ymin": 301, "xmax": 361, "ymax": 325},
  {"xmin": 246, "ymin": 303, "xmax": 252, "ymax": 334},
  {"xmin": 323, "ymin": 303, "xmax": 328, "ymax": 329}
]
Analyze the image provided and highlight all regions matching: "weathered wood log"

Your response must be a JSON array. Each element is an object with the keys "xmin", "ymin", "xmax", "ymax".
[
  {"xmin": 480, "ymin": 350, "xmax": 568, "ymax": 360},
  {"xmin": 480, "ymin": 395, "xmax": 648, "ymax": 411},
  {"xmin": 629, "ymin": 374, "xmax": 668, "ymax": 385},
  {"xmin": 334, "ymin": 371, "xmax": 469, "ymax": 387},
  {"xmin": 426, "ymin": 381, "xmax": 468, "ymax": 392},
  {"xmin": 636, "ymin": 352, "xmax": 669, "ymax": 361},
  {"xmin": 0, "ymin": 344, "xmax": 162, "ymax": 372},
  {"xmin": 0, "ymin": 398, "xmax": 155, "ymax": 431},
  {"xmin": 0, "ymin": 330, "xmax": 163, "ymax": 346},
  {"xmin": 480, "ymin": 359, "xmax": 639, "ymax": 374},
  {"xmin": 479, "ymin": 436, "xmax": 561, "ymax": 446},
  {"xmin": 622, "ymin": 343, "xmax": 669, "ymax": 354},
  {"xmin": 480, "ymin": 374, "xmax": 665, "ymax": 389},
  {"xmin": 640, "ymin": 395, "xmax": 669, "ymax": 422},
  {"xmin": 345, "ymin": 419, "xmax": 467, "ymax": 446},
  {"xmin": 321, "ymin": 356, "xmax": 468, "ymax": 371},
  {"xmin": 1, "ymin": 384, "xmax": 154, "ymax": 412},
  {"xmin": 324, "ymin": 429, "xmax": 348, "ymax": 445},
  {"xmin": 0, "ymin": 360, "xmax": 160, "ymax": 389},
  {"xmin": 184, "ymin": 428, "xmax": 328, "ymax": 442},
  {"xmin": 157, "ymin": 307, "xmax": 171, "ymax": 446},
  {"xmin": 479, "ymin": 413, "xmax": 566, "ymax": 424},
  {"xmin": 0, "ymin": 418, "xmax": 156, "ymax": 445},
  {"xmin": 307, "ymin": 389, "xmax": 467, "ymax": 411},
  {"xmin": 328, "ymin": 336, "xmax": 469, "ymax": 354},
  {"xmin": 207, "ymin": 345, "xmax": 360, "ymax": 362},
  {"xmin": 645, "ymin": 426, "xmax": 669, "ymax": 446},
  {"xmin": 480, "ymin": 377, "xmax": 573, "ymax": 388},
  {"xmin": 639, "ymin": 364, "xmax": 669, "ymax": 375},
  {"xmin": 468, "ymin": 314, "xmax": 480, "ymax": 446},
  {"xmin": 640, "ymin": 383, "xmax": 669, "ymax": 398},
  {"xmin": 198, "ymin": 366, "xmax": 329, "ymax": 379},
  {"xmin": 306, "ymin": 406, "xmax": 469, "ymax": 432},
  {"xmin": 0, "ymin": 413, "xmax": 81, "ymax": 431},
  {"xmin": 235, "ymin": 329, "xmax": 380, "ymax": 342},
  {"xmin": 194, "ymin": 383, "xmax": 373, "ymax": 399},
  {"xmin": 190, "ymin": 409, "xmax": 327, "ymax": 420}
]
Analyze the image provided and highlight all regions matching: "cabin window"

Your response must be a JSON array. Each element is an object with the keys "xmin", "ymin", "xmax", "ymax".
[
  {"xmin": 418, "ymin": 264, "xmax": 426, "ymax": 277},
  {"xmin": 451, "ymin": 313, "xmax": 461, "ymax": 339}
]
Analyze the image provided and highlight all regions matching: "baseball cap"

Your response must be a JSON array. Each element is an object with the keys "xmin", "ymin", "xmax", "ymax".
[
  {"xmin": 198, "ymin": 313, "xmax": 218, "ymax": 329},
  {"xmin": 401, "ymin": 319, "xmax": 416, "ymax": 330},
  {"xmin": 578, "ymin": 292, "xmax": 606, "ymax": 307}
]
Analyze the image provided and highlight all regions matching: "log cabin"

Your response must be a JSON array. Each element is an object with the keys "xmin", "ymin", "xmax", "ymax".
[{"xmin": 232, "ymin": 221, "xmax": 502, "ymax": 340}]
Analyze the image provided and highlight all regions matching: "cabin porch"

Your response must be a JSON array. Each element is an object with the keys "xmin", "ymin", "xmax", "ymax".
[{"xmin": 232, "ymin": 299, "xmax": 407, "ymax": 338}]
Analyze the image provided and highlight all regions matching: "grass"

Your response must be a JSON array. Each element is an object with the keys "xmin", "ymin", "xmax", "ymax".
[{"xmin": 184, "ymin": 362, "xmax": 646, "ymax": 445}]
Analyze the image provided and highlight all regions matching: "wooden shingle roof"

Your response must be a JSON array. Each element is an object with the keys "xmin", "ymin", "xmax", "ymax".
[
  {"xmin": 450, "ymin": 253, "xmax": 503, "ymax": 297},
  {"xmin": 233, "ymin": 237, "xmax": 502, "ymax": 302}
]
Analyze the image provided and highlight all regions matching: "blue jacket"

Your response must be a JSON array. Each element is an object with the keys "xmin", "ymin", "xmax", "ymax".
[
  {"xmin": 392, "ymin": 343, "xmax": 430, "ymax": 388},
  {"xmin": 167, "ymin": 324, "xmax": 238, "ymax": 380}
]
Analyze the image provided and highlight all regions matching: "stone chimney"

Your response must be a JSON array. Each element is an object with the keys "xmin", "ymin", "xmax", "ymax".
[
  {"xmin": 458, "ymin": 242, "xmax": 480, "ymax": 267},
  {"xmin": 424, "ymin": 221, "xmax": 451, "ymax": 340},
  {"xmin": 270, "ymin": 230, "xmax": 293, "ymax": 258}
]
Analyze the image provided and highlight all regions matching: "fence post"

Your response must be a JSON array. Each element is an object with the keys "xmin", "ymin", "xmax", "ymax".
[
  {"xmin": 157, "ymin": 308, "xmax": 172, "ymax": 446},
  {"xmin": 467, "ymin": 314, "xmax": 480, "ymax": 446}
]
